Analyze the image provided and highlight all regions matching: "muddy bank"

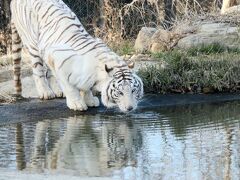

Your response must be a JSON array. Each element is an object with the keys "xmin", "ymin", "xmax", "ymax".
[{"xmin": 1, "ymin": 93, "xmax": 240, "ymax": 125}]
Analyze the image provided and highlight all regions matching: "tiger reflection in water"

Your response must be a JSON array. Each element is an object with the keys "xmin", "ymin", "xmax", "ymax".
[{"xmin": 28, "ymin": 116, "xmax": 142, "ymax": 176}]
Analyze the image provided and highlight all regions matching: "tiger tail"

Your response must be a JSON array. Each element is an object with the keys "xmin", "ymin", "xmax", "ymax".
[{"xmin": 11, "ymin": 21, "xmax": 22, "ymax": 96}]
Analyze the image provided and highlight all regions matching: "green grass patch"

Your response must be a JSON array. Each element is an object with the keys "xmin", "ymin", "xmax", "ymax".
[
  {"xmin": 152, "ymin": 50, "xmax": 182, "ymax": 62},
  {"xmin": 139, "ymin": 47, "xmax": 240, "ymax": 94},
  {"xmin": 187, "ymin": 43, "xmax": 240, "ymax": 56},
  {"xmin": 109, "ymin": 40, "xmax": 135, "ymax": 56}
]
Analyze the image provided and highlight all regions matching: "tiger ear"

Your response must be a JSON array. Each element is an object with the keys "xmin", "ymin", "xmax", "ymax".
[
  {"xmin": 105, "ymin": 64, "xmax": 114, "ymax": 73},
  {"xmin": 127, "ymin": 61, "xmax": 135, "ymax": 69}
]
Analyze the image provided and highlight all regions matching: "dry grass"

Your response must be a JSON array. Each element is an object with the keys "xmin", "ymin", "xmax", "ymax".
[
  {"xmin": 0, "ymin": 0, "xmax": 235, "ymax": 54},
  {"xmin": 0, "ymin": 91, "xmax": 16, "ymax": 104}
]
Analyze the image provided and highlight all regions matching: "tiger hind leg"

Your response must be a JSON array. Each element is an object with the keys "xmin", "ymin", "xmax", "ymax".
[
  {"xmin": 31, "ymin": 55, "xmax": 55, "ymax": 100},
  {"xmin": 11, "ymin": 22, "xmax": 22, "ymax": 96},
  {"xmin": 46, "ymin": 68, "xmax": 64, "ymax": 98}
]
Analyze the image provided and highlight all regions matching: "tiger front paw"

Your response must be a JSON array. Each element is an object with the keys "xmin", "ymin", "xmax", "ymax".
[
  {"xmin": 67, "ymin": 99, "xmax": 88, "ymax": 111},
  {"xmin": 85, "ymin": 96, "xmax": 100, "ymax": 107}
]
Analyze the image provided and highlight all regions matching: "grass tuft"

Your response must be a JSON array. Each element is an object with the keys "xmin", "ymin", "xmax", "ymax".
[
  {"xmin": 187, "ymin": 43, "xmax": 240, "ymax": 56},
  {"xmin": 0, "ymin": 92, "xmax": 16, "ymax": 104},
  {"xmin": 109, "ymin": 40, "xmax": 135, "ymax": 56},
  {"xmin": 139, "ymin": 46, "xmax": 240, "ymax": 94}
]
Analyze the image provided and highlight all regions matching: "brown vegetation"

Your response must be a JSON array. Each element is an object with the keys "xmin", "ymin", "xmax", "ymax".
[
  {"xmin": 0, "ymin": 0, "xmax": 230, "ymax": 56},
  {"xmin": 0, "ymin": 91, "xmax": 16, "ymax": 103},
  {"xmin": 0, "ymin": 0, "xmax": 11, "ymax": 55}
]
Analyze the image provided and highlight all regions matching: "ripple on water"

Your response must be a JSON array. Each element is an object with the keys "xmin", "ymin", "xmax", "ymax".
[{"xmin": 0, "ymin": 101, "xmax": 240, "ymax": 178}]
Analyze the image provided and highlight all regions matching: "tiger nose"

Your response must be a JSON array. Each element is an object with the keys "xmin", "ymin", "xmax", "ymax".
[{"xmin": 127, "ymin": 106, "xmax": 133, "ymax": 111}]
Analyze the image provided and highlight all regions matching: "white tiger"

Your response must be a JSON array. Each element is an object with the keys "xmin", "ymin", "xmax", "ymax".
[{"xmin": 11, "ymin": 0, "xmax": 143, "ymax": 112}]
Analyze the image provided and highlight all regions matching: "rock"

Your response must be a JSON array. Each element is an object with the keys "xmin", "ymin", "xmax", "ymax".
[
  {"xmin": 134, "ymin": 21, "xmax": 196, "ymax": 53},
  {"xmin": 177, "ymin": 23, "xmax": 240, "ymax": 49},
  {"xmin": 0, "ymin": 76, "xmax": 37, "ymax": 98},
  {"xmin": 151, "ymin": 28, "xmax": 171, "ymax": 43},
  {"xmin": 134, "ymin": 27, "xmax": 157, "ymax": 53},
  {"xmin": 150, "ymin": 42, "xmax": 168, "ymax": 53},
  {"xmin": 150, "ymin": 28, "xmax": 171, "ymax": 53},
  {"xmin": 172, "ymin": 21, "xmax": 197, "ymax": 35},
  {"xmin": 149, "ymin": 25, "xmax": 195, "ymax": 53},
  {"xmin": 0, "ymin": 65, "xmax": 32, "ymax": 83},
  {"xmin": 135, "ymin": 20, "xmax": 240, "ymax": 53}
]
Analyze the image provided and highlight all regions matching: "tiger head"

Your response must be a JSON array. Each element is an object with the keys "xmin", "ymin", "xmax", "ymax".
[{"xmin": 101, "ymin": 62, "xmax": 144, "ymax": 112}]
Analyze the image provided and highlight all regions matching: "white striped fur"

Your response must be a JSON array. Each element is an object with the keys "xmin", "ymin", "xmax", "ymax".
[{"xmin": 11, "ymin": 0, "xmax": 143, "ymax": 112}]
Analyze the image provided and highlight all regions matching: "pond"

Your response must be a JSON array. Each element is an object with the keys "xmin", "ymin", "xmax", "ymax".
[{"xmin": 0, "ymin": 100, "xmax": 240, "ymax": 179}]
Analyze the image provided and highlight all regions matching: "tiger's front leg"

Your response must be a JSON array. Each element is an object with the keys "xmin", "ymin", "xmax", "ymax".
[
  {"xmin": 56, "ymin": 73, "xmax": 88, "ymax": 111},
  {"xmin": 46, "ymin": 45, "xmax": 89, "ymax": 111},
  {"xmin": 80, "ymin": 90, "xmax": 100, "ymax": 107},
  {"xmin": 65, "ymin": 88, "xmax": 88, "ymax": 111}
]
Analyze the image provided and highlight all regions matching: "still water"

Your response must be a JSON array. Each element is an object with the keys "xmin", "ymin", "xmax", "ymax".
[{"xmin": 0, "ymin": 102, "xmax": 240, "ymax": 179}]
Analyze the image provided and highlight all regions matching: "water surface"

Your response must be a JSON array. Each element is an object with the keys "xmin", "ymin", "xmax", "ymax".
[{"xmin": 0, "ymin": 101, "xmax": 240, "ymax": 179}]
